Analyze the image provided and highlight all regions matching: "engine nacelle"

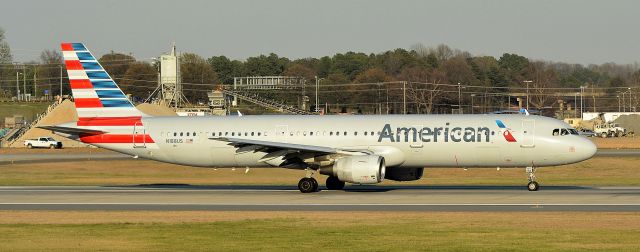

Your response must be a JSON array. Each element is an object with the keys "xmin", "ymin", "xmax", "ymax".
[
  {"xmin": 384, "ymin": 168, "xmax": 424, "ymax": 181},
  {"xmin": 319, "ymin": 155, "xmax": 385, "ymax": 184}
]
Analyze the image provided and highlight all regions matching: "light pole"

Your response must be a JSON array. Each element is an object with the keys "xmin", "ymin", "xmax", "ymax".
[
  {"xmin": 314, "ymin": 76, "xmax": 323, "ymax": 113},
  {"xmin": 470, "ymin": 94, "xmax": 476, "ymax": 114},
  {"xmin": 59, "ymin": 66, "xmax": 63, "ymax": 97},
  {"xmin": 23, "ymin": 67, "xmax": 27, "ymax": 100},
  {"xmin": 617, "ymin": 94, "xmax": 621, "ymax": 112},
  {"xmin": 16, "ymin": 71, "xmax": 22, "ymax": 101},
  {"xmin": 457, "ymin": 83, "xmax": 462, "ymax": 114},
  {"xmin": 523, "ymin": 80, "xmax": 532, "ymax": 111},
  {"xmin": 574, "ymin": 92, "xmax": 578, "ymax": 118},
  {"xmin": 580, "ymin": 86, "xmax": 585, "ymax": 118},
  {"xmin": 628, "ymin": 88, "xmax": 633, "ymax": 112},
  {"xmin": 622, "ymin": 91, "xmax": 626, "ymax": 112}
]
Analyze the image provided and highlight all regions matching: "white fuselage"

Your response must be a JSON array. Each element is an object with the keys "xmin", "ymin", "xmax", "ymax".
[{"xmin": 96, "ymin": 114, "xmax": 597, "ymax": 169}]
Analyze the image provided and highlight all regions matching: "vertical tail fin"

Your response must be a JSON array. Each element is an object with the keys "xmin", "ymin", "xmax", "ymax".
[{"xmin": 61, "ymin": 42, "xmax": 146, "ymax": 121}]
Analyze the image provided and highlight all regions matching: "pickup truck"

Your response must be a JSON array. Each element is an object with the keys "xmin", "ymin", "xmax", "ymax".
[{"xmin": 24, "ymin": 137, "xmax": 63, "ymax": 149}]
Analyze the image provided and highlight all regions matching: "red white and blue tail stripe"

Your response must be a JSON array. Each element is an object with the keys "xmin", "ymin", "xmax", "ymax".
[
  {"xmin": 61, "ymin": 42, "xmax": 145, "ymax": 120},
  {"xmin": 61, "ymin": 43, "xmax": 156, "ymax": 149}
]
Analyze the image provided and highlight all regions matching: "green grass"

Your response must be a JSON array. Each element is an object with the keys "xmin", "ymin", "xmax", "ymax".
[
  {"xmin": 1, "ymin": 213, "xmax": 639, "ymax": 251},
  {"xmin": 1, "ymin": 156, "xmax": 639, "ymax": 186},
  {"xmin": 0, "ymin": 102, "xmax": 50, "ymax": 125}
]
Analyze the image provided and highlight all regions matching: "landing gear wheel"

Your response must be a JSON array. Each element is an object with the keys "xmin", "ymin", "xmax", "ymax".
[
  {"xmin": 526, "ymin": 167, "xmax": 539, "ymax": 191},
  {"xmin": 298, "ymin": 177, "xmax": 318, "ymax": 193},
  {"xmin": 326, "ymin": 176, "xmax": 345, "ymax": 190}
]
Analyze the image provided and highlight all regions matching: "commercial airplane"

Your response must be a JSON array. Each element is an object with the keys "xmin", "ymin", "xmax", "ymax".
[{"xmin": 41, "ymin": 43, "xmax": 597, "ymax": 193}]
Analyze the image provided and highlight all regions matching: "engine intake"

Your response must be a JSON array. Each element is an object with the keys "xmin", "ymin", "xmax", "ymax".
[
  {"xmin": 385, "ymin": 168, "xmax": 423, "ymax": 181},
  {"xmin": 319, "ymin": 155, "xmax": 385, "ymax": 184}
]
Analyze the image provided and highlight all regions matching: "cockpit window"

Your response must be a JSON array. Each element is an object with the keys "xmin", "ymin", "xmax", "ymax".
[{"xmin": 554, "ymin": 128, "xmax": 579, "ymax": 136}]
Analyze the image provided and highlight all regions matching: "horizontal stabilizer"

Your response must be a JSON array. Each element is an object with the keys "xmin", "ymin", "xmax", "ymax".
[{"xmin": 37, "ymin": 125, "xmax": 105, "ymax": 135}]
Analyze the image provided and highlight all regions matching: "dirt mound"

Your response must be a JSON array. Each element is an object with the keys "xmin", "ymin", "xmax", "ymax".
[
  {"xmin": 136, "ymin": 103, "xmax": 177, "ymax": 116},
  {"xmin": 613, "ymin": 115, "xmax": 640, "ymax": 134},
  {"xmin": 10, "ymin": 100, "xmax": 85, "ymax": 148}
]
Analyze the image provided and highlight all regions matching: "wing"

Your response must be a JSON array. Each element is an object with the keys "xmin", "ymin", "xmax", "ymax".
[
  {"xmin": 38, "ymin": 125, "xmax": 105, "ymax": 135},
  {"xmin": 210, "ymin": 137, "xmax": 371, "ymax": 168}
]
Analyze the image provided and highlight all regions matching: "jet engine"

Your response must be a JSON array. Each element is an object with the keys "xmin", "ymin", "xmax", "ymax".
[
  {"xmin": 319, "ymin": 155, "xmax": 385, "ymax": 184},
  {"xmin": 384, "ymin": 168, "xmax": 424, "ymax": 181}
]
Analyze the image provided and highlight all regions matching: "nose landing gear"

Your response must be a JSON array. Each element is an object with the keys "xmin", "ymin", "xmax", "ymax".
[{"xmin": 526, "ymin": 166, "xmax": 539, "ymax": 191}]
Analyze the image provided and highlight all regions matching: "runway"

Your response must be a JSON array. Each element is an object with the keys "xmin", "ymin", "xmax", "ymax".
[
  {"xmin": 1, "ymin": 148, "xmax": 639, "ymax": 165},
  {"xmin": 1, "ymin": 185, "xmax": 639, "ymax": 211}
]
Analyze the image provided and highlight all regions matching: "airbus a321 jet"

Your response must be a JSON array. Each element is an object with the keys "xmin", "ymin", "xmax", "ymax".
[{"xmin": 41, "ymin": 43, "xmax": 597, "ymax": 193}]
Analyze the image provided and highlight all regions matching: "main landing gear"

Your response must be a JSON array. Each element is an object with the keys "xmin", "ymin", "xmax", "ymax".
[
  {"xmin": 298, "ymin": 169, "xmax": 319, "ymax": 193},
  {"xmin": 526, "ymin": 166, "xmax": 539, "ymax": 191},
  {"xmin": 297, "ymin": 169, "xmax": 347, "ymax": 193},
  {"xmin": 298, "ymin": 177, "xmax": 318, "ymax": 193}
]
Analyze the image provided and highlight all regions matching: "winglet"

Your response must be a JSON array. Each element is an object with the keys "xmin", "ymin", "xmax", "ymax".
[{"xmin": 519, "ymin": 108, "xmax": 530, "ymax": 116}]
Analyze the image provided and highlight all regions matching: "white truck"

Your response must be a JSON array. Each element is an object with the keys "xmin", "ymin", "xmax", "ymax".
[
  {"xmin": 24, "ymin": 137, "xmax": 63, "ymax": 149},
  {"xmin": 594, "ymin": 123, "xmax": 627, "ymax": 138}
]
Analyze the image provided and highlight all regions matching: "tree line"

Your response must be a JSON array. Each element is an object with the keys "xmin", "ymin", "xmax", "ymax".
[{"xmin": 1, "ymin": 26, "xmax": 639, "ymax": 114}]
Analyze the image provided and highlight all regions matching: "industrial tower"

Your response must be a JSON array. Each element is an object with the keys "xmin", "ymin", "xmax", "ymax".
[{"xmin": 147, "ymin": 43, "xmax": 185, "ymax": 108}]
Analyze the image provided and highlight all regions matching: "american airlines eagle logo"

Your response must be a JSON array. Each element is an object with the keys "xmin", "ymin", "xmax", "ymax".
[{"xmin": 495, "ymin": 120, "xmax": 517, "ymax": 142}]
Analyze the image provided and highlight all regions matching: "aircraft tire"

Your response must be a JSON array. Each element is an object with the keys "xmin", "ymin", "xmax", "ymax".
[
  {"xmin": 326, "ymin": 176, "xmax": 345, "ymax": 190},
  {"xmin": 298, "ymin": 177, "xmax": 318, "ymax": 193},
  {"xmin": 527, "ymin": 181, "xmax": 539, "ymax": 191}
]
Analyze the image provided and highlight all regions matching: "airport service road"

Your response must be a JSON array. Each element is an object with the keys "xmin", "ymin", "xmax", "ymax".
[
  {"xmin": 1, "ymin": 149, "xmax": 639, "ymax": 165},
  {"xmin": 0, "ymin": 186, "xmax": 639, "ymax": 211}
]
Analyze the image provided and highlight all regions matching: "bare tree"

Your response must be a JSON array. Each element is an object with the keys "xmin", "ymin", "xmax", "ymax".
[
  {"xmin": 526, "ymin": 61, "xmax": 557, "ymax": 111},
  {"xmin": 400, "ymin": 67, "xmax": 446, "ymax": 113}
]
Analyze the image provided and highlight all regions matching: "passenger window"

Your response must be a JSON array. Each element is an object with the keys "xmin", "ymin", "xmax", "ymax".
[
  {"xmin": 354, "ymin": 132, "xmax": 358, "ymax": 136},
  {"xmin": 553, "ymin": 129, "xmax": 559, "ymax": 136},
  {"xmin": 371, "ymin": 131, "xmax": 374, "ymax": 135},
  {"xmin": 180, "ymin": 132, "xmax": 183, "ymax": 137},
  {"xmin": 344, "ymin": 131, "xmax": 347, "ymax": 136},
  {"xmin": 310, "ymin": 132, "xmax": 314, "ymax": 136},
  {"xmin": 251, "ymin": 132, "xmax": 254, "ymax": 136},
  {"xmin": 194, "ymin": 132, "xmax": 197, "ymax": 136},
  {"xmin": 174, "ymin": 132, "xmax": 177, "ymax": 137},
  {"xmin": 232, "ymin": 132, "xmax": 235, "ymax": 136},
  {"xmin": 330, "ymin": 132, "xmax": 334, "ymax": 136},
  {"xmin": 364, "ymin": 131, "xmax": 368, "ymax": 136},
  {"xmin": 258, "ymin": 132, "xmax": 261, "ymax": 136},
  {"xmin": 561, "ymin": 129, "xmax": 569, "ymax": 136}
]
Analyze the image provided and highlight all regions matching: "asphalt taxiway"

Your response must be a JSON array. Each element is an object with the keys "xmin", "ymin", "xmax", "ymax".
[{"xmin": 0, "ymin": 185, "xmax": 638, "ymax": 211}]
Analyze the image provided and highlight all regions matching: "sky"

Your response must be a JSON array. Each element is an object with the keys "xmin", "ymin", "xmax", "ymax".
[{"xmin": 1, "ymin": 0, "xmax": 639, "ymax": 65}]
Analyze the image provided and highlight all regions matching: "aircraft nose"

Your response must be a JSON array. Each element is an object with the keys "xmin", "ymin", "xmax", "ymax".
[{"xmin": 578, "ymin": 137, "xmax": 597, "ymax": 160}]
